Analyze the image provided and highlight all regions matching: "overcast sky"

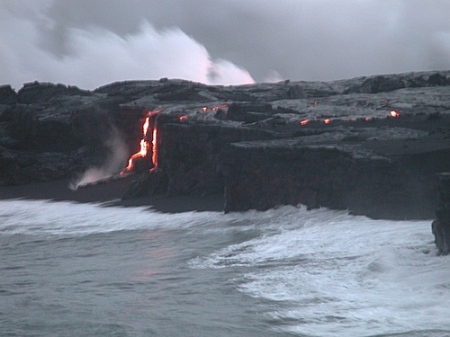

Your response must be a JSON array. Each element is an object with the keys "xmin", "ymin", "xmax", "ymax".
[{"xmin": 1, "ymin": 0, "xmax": 450, "ymax": 90}]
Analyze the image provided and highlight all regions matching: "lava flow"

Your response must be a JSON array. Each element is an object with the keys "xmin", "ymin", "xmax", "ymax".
[
  {"xmin": 121, "ymin": 111, "xmax": 159, "ymax": 175},
  {"xmin": 390, "ymin": 110, "xmax": 400, "ymax": 118},
  {"xmin": 201, "ymin": 104, "xmax": 228, "ymax": 112},
  {"xmin": 151, "ymin": 126, "xmax": 158, "ymax": 169}
]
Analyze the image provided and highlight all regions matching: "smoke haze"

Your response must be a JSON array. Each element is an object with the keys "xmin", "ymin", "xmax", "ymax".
[{"xmin": 1, "ymin": 0, "xmax": 450, "ymax": 89}]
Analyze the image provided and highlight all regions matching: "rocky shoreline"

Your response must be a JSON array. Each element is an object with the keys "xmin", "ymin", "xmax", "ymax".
[
  {"xmin": 0, "ymin": 177, "xmax": 224, "ymax": 213},
  {"xmin": 1, "ymin": 71, "xmax": 450, "ymax": 224}
]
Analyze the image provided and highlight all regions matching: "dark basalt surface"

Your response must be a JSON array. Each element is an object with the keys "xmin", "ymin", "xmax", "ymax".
[
  {"xmin": 223, "ymin": 120, "xmax": 450, "ymax": 219},
  {"xmin": 432, "ymin": 173, "xmax": 450, "ymax": 255},
  {"xmin": 1, "ymin": 72, "xmax": 450, "ymax": 224}
]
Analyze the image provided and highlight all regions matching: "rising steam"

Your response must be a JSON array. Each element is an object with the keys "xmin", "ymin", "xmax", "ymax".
[
  {"xmin": 2, "ymin": 1, "xmax": 450, "ymax": 88},
  {"xmin": 70, "ymin": 130, "xmax": 129, "ymax": 190},
  {"xmin": 0, "ymin": 2, "xmax": 254, "ymax": 90}
]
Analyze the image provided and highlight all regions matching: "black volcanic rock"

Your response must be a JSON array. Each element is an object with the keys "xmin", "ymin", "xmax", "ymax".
[
  {"xmin": 156, "ymin": 123, "xmax": 276, "ymax": 196},
  {"xmin": 17, "ymin": 81, "xmax": 89, "ymax": 104},
  {"xmin": 432, "ymin": 173, "xmax": 450, "ymax": 255},
  {"xmin": 344, "ymin": 71, "xmax": 450, "ymax": 94},
  {"xmin": 1, "ymin": 70, "xmax": 450, "ymax": 223},
  {"xmin": 226, "ymin": 102, "xmax": 274, "ymax": 122},
  {"xmin": 222, "ymin": 123, "xmax": 450, "ymax": 219},
  {"xmin": 349, "ymin": 75, "xmax": 406, "ymax": 93},
  {"xmin": 0, "ymin": 85, "xmax": 17, "ymax": 104}
]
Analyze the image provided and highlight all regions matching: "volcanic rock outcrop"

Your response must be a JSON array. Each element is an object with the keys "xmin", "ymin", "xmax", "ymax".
[
  {"xmin": 432, "ymin": 173, "xmax": 450, "ymax": 255},
  {"xmin": 1, "ymin": 72, "xmax": 450, "ymax": 222}
]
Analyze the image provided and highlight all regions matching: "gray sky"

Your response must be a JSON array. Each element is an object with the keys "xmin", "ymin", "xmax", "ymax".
[{"xmin": 1, "ymin": 0, "xmax": 450, "ymax": 89}]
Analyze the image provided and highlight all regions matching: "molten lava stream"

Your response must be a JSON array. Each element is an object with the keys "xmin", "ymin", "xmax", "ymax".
[
  {"xmin": 151, "ymin": 127, "xmax": 158, "ymax": 171},
  {"xmin": 121, "ymin": 113, "xmax": 158, "ymax": 175}
]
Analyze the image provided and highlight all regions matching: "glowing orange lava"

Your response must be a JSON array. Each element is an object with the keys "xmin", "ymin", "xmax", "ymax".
[
  {"xmin": 121, "ymin": 111, "xmax": 159, "ymax": 175},
  {"xmin": 390, "ymin": 110, "xmax": 400, "ymax": 118},
  {"xmin": 179, "ymin": 104, "xmax": 227, "ymax": 123},
  {"xmin": 300, "ymin": 119, "xmax": 309, "ymax": 126},
  {"xmin": 212, "ymin": 104, "xmax": 228, "ymax": 111},
  {"xmin": 151, "ymin": 128, "xmax": 158, "ymax": 169},
  {"xmin": 323, "ymin": 118, "xmax": 331, "ymax": 124},
  {"xmin": 200, "ymin": 104, "xmax": 228, "ymax": 112}
]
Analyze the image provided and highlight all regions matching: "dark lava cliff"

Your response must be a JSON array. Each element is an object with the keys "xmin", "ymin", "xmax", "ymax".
[{"xmin": 1, "ymin": 71, "xmax": 450, "ymax": 223}]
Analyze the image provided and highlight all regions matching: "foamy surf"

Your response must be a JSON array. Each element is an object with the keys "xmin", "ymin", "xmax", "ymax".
[
  {"xmin": 0, "ymin": 199, "xmax": 222, "ymax": 236},
  {"xmin": 1, "ymin": 199, "xmax": 448, "ymax": 337},
  {"xmin": 188, "ymin": 207, "xmax": 450, "ymax": 337}
]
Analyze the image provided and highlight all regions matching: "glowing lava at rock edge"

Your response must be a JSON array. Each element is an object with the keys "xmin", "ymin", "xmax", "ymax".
[
  {"xmin": 390, "ymin": 110, "xmax": 400, "ymax": 118},
  {"xmin": 151, "ymin": 127, "xmax": 158, "ymax": 170},
  {"xmin": 121, "ymin": 111, "xmax": 159, "ymax": 175}
]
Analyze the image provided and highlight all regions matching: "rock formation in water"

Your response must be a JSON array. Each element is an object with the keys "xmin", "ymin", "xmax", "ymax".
[
  {"xmin": 1, "ymin": 72, "xmax": 450, "ymax": 223},
  {"xmin": 432, "ymin": 173, "xmax": 450, "ymax": 255}
]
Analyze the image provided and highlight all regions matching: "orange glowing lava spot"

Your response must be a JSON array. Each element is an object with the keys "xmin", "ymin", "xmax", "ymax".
[
  {"xmin": 179, "ymin": 115, "xmax": 189, "ymax": 122},
  {"xmin": 323, "ymin": 118, "xmax": 331, "ymax": 124},
  {"xmin": 300, "ymin": 119, "xmax": 309, "ymax": 126},
  {"xmin": 390, "ymin": 110, "xmax": 400, "ymax": 118},
  {"xmin": 365, "ymin": 117, "xmax": 373, "ymax": 122},
  {"xmin": 201, "ymin": 104, "xmax": 227, "ymax": 113},
  {"xmin": 212, "ymin": 104, "xmax": 228, "ymax": 111}
]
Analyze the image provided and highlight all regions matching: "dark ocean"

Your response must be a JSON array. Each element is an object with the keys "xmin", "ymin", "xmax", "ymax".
[{"xmin": 1, "ymin": 199, "xmax": 449, "ymax": 337}]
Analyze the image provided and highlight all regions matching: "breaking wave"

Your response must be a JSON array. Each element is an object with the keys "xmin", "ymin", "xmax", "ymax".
[{"xmin": 1, "ymin": 199, "xmax": 448, "ymax": 336}]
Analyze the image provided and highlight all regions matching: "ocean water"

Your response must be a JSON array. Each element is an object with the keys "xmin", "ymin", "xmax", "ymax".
[{"xmin": 1, "ymin": 199, "xmax": 449, "ymax": 337}]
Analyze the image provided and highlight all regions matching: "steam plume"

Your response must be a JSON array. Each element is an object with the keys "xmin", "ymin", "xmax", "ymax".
[
  {"xmin": 70, "ymin": 131, "xmax": 129, "ymax": 190},
  {"xmin": 0, "ymin": 3, "xmax": 254, "ymax": 89},
  {"xmin": 2, "ymin": 1, "xmax": 450, "ymax": 87}
]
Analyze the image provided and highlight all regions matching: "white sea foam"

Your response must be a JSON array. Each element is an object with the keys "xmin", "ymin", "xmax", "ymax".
[
  {"xmin": 0, "ymin": 199, "xmax": 322, "ymax": 237},
  {"xmin": 0, "ymin": 199, "xmax": 222, "ymax": 236},
  {"xmin": 1, "ymin": 199, "xmax": 448, "ymax": 336},
  {"xmin": 189, "ymin": 207, "xmax": 450, "ymax": 337}
]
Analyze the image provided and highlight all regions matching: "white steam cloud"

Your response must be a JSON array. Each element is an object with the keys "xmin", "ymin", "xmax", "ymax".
[
  {"xmin": 2, "ymin": 1, "xmax": 450, "ymax": 88},
  {"xmin": 0, "ymin": 2, "xmax": 254, "ymax": 90},
  {"xmin": 70, "ymin": 132, "xmax": 129, "ymax": 190}
]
